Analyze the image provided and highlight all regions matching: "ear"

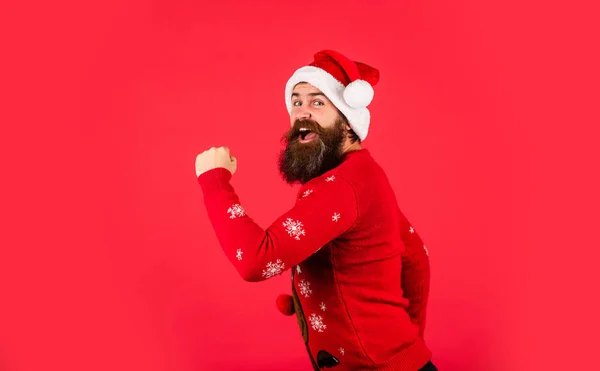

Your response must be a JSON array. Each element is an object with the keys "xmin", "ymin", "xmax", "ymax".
[{"xmin": 345, "ymin": 123, "xmax": 352, "ymax": 131}]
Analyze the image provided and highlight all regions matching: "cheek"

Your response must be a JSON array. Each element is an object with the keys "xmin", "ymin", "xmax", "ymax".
[
  {"xmin": 319, "ymin": 112, "xmax": 339, "ymax": 129},
  {"xmin": 324, "ymin": 106, "xmax": 342, "ymax": 124}
]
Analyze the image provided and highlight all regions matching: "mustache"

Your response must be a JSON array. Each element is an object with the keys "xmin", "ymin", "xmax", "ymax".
[{"xmin": 283, "ymin": 119, "xmax": 324, "ymax": 142}]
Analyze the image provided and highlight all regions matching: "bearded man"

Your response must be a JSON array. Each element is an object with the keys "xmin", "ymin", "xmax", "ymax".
[{"xmin": 195, "ymin": 50, "xmax": 436, "ymax": 371}]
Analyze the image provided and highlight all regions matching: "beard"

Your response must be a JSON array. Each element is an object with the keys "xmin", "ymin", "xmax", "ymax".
[{"xmin": 277, "ymin": 116, "xmax": 347, "ymax": 185}]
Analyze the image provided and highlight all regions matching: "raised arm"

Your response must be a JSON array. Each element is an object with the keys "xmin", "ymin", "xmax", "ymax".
[{"xmin": 197, "ymin": 167, "xmax": 357, "ymax": 282}]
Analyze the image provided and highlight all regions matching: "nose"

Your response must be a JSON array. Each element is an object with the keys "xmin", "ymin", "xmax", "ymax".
[{"xmin": 295, "ymin": 107, "xmax": 311, "ymax": 121}]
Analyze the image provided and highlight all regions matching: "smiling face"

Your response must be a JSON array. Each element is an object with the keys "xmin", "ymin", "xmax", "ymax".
[
  {"xmin": 289, "ymin": 82, "xmax": 342, "ymax": 137},
  {"xmin": 277, "ymin": 83, "xmax": 357, "ymax": 185}
]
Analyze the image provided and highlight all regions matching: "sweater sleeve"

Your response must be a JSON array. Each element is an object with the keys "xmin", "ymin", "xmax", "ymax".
[
  {"xmin": 400, "ymin": 220, "xmax": 431, "ymax": 339},
  {"xmin": 197, "ymin": 168, "xmax": 357, "ymax": 282}
]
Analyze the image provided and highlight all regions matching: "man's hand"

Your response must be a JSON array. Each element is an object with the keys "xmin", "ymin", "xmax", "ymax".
[{"xmin": 195, "ymin": 146, "xmax": 237, "ymax": 177}]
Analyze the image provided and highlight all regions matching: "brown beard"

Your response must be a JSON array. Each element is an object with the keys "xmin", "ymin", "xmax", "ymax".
[{"xmin": 277, "ymin": 116, "xmax": 347, "ymax": 185}]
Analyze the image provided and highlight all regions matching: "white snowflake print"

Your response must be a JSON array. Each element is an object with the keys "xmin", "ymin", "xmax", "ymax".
[
  {"xmin": 301, "ymin": 189, "xmax": 313, "ymax": 198},
  {"xmin": 409, "ymin": 226, "xmax": 415, "ymax": 233},
  {"xmin": 423, "ymin": 245, "xmax": 429, "ymax": 256},
  {"xmin": 236, "ymin": 249, "xmax": 243, "ymax": 261},
  {"xmin": 298, "ymin": 279, "xmax": 312, "ymax": 298},
  {"xmin": 282, "ymin": 218, "xmax": 306, "ymax": 240},
  {"xmin": 296, "ymin": 265, "xmax": 302, "ymax": 274},
  {"xmin": 309, "ymin": 313, "xmax": 327, "ymax": 333},
  {"xmin": 339, "ymin": 347, "xmax": 345, "ymax": 356},
  {"xmin": 325, "ymin": 175, "xmax": 335, "ymax": 182},
  {"xmin": 332, "ymin": 213, "xmax": 341, "ymax": 222},
  {"xmin": 262, "ymin": 259, "xmax": 285, "ymax": 279},
  {"xmin": 320, "ymin": 302, "xmax": 326, "ymax": 311},
  {"xmin": 227, "ymin": 204, "xmax": 246, "ymax": 219}
]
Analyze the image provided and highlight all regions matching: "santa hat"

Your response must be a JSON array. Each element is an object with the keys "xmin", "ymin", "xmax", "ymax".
[{"xmin": 285, "ymin": 50, "xmax": 380, "ymax": 141}]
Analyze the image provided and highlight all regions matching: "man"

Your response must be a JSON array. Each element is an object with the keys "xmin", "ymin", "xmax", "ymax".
[{"xmin": 195, "ymin": 50, "xmax": 436, "ymax": 371}]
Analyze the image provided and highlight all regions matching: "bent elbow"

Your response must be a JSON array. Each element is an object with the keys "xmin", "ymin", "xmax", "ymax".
[
  {"xmin": 241, "ymin": 275, "xmax": 264, "ymax": 283},
  {"xmin": 239, "ymin": 271, "xmax": 262, "ymax": 282},
  {"xmin": 237, "ymin": 266, "xmax": 266, "ymax": 283}
]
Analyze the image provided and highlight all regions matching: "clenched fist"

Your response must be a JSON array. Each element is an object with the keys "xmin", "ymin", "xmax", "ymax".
[{"xmin": 195, "ymin": 146, "xmax": 237, "ymax": 177}]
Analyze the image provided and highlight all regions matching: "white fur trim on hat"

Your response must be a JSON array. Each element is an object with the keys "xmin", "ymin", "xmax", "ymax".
[{"xmin": 285, "ymin": 66, "xmax": 371, "ymax": 141}]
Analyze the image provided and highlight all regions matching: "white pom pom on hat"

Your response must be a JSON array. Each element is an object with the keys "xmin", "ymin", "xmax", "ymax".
[
  {"xmin": 344, "ymin": 79, "xmax": 375, "ymax": 108},
  {"xmin": 285, "ymin": 50, "xmax": 380, "ymax": 141}
]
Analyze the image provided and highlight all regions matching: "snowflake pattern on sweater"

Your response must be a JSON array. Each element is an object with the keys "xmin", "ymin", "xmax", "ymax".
[
  {"xmin": 198, "ymin": 167, "xmax": 358, "ymax": 283},
  {"xmin": 198, "ymin": 149, "xmax": 433, "ymax": 369},
  {"xmin": 282, "ymin": 218, "xmax": 306, "ymax": 240},
  {"xmin": 227, "ymin": 204, "xmax": 245, "ymax": 219},
  {"xmin": 309, "ymin": 313, "xmax": 327, "ymax": 332},
  {"xmin": 262, "ymin": 259, "xmax": 285, "ymax": 278},
  {"xmin": 298, "ymin": 279, "xmax": 312, "ymax": 298}
]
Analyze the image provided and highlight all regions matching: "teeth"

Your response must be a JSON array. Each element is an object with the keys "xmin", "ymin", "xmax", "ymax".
[{"xmin": 299, "ymin": 128, "xmax": 309, "ymax": 131}]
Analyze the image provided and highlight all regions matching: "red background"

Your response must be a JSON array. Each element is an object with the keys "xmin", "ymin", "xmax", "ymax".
[{"xmin": 1, "ymin": 1, "xmax": 598, "ymax": 370}]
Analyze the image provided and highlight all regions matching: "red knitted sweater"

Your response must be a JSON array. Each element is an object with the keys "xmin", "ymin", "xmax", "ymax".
[{"xmin": 197, "ymin": 148, "xmax": 432, "ymax": 371}]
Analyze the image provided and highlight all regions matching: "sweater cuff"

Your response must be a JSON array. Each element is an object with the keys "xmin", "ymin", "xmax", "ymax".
[{"xmin": 197, "ymin": 167, "xmax": 233, "ymax": 195}]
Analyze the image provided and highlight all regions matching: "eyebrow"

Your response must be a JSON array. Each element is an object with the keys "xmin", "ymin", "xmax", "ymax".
[{"xmin": 291, "ymin": 92, "xmax": 326, "ymax": 98}]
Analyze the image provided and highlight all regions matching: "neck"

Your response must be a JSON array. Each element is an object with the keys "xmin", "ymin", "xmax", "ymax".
[{"xmin": 341, "ymin": 140, "xmax": 362, "ymax": 154}]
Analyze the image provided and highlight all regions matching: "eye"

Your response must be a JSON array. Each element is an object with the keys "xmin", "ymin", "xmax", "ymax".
[
  {"xmin": 293, "ymin": 101, "xmax": 302, "ymax": 106},
  {"xmin": 314, "ymin": 100, "xmax": 324, "ymax": 106}
]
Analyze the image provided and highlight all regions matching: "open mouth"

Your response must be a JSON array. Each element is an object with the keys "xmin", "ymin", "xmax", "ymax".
[{"xmin": 298, "ymin": 128, "xmax": 318, "ymax": 143}]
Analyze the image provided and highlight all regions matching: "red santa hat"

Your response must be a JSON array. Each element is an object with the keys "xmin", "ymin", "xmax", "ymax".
[{"xmin": 285, "ymin": 50, "xmax": 380, "ymax": 141}]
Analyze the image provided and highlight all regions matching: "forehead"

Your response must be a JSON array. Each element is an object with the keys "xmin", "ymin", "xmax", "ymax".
[{"xmin": 292, "ymin": 82, "xmax": 323, "ymax": 95}]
